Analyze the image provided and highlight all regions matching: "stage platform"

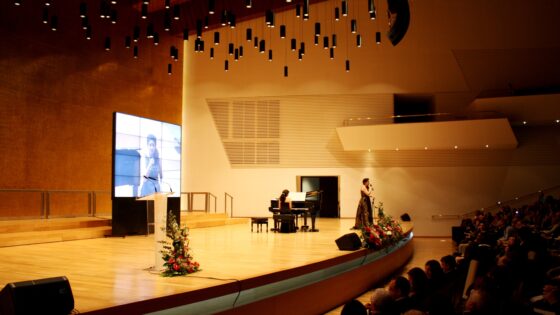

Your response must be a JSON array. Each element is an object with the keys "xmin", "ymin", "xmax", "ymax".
[{"xmin": 0, "ymin": 218, "xmax": 413, "ymax": 315}]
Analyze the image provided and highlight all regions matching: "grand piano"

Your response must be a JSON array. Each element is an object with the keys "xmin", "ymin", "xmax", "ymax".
[{"xmin": 269, "ymin": 191, "xmax": 322, "ymax": 232}]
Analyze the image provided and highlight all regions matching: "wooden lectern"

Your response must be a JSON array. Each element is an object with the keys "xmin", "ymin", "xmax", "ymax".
[{"xmin": 137, "ymin": 192, "xmax": 171, "ymax": 270}]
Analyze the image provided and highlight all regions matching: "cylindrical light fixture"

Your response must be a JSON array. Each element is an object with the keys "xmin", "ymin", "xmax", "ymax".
[
  {"xmin": 165, "ymin": 0, "xmax": 170, "ymax": 9},
  {"xmin": 284, "ymin": 66, "xmax": 288, "ymax": 77},
  {"xmin": 291, "ymin": 38, "xmax": 296, "ymax": 51},
  {"xmin": 303, "ymin": 0, "xmax": 309, "ymax": 17},
  {"xmin": 208, "ymin": 0, "xmax": 215, "ymax": 14},
  {"xmin": 351, "ymin": 19, "xmax": 357, "ymax": 33},
  {"xmin": 356, "ymin": 34, "xmax": 362, "ymax": 47},
  {"xmin": 300, "ymin": 42, "xmax": 305, "ymax": 55},
  {"xmin": 341, "ymin": 1, "xmax": 348, "ymax": 16},
  {"xmin": 368, "ymin": 0, "xmax": 375, "ymax": 13},
  {"xmin": 330, "ymin": 47, "xmax": 334, "ymax": 59},
  {"xmin": 168, "ymin": 64, "xmax": 172, "ymax": 75},
  {"xmin": 43, "ymin": 7, "xmax": 49, "ymax": 24},
  {"xmin": 133, "ymin": 45, "xmax": 138, "ymax": 58},
  {"xmin": 314, "ymin": 22, "xmax": 321, "ymax": 37},
  {"xmin": 268, "ymin": 49, "xmax": 272, "ymax": 61},
  {"xmin": 245, "ymin": 0, "xmax": 252, "ymax": 9},
  {"xmin": 235, "ymin": 48, "xmax": 239, "ymax": 61},
  {"xmin": 254, "ymin": 36, "xmax": 259, "ymax": 48},
  {"xmin": 110, "ymin": 10, "xmax": 117, "ymax": 24},
  {"xmin": 246, "ymin": 28, "xmax": 252, "ymax": 41},
  {"xmin": 323, "ymin": 36, "xmax": 329, "ymax": 49},
  {"xmin": 153, "ymin": 32, "xmax": 159, "ymax": 45},
  {"xmin": 146, "ymin": 23, "xmax": 154, "ymax": 38},
  {"xmin": 334, "ymin": 7, "xmax": 340, "ymax": 21},
  {"xmin": 228, "ymin": 43, "xmax": 234, "ymax": 55},
  {"xmin": 376, "ymin": 31, "xmax": 381, "ymax": 44},
  {"xmin": 259, "ymin": 39, "xmax": 265, "ymax": 53},
  {"xmin": 125, "ymin": 36, "xmax": 131, "ymax": 48},
  {"xmin": 50, "ymin": 16, "xmax": 58, "ymax": 31},
  {"xmin": 210, "ymin": 47, "xmax": 214, "ymax": 59},
  {"xmin": 164, "ymin": 12, "xmax": 172, "ymax": 31},
  {"xmin": 104, "ymin": 37, "xmax": 111, "ymax": 51},
  {"xmin": 183, "ymin": 28, "xmax": 189, "ymax": 40},
  {"xmin": 214, "ymin": 31, "xmax": 220, "ymax": 45},
  {"xmin": 141, "ymin": 3, "xmax": 148, "ymax": 19},
  {"xmin": 225, "ymin": 60, "xmax": 229, "ymax": 71},
  {"xmin": 173, "ymin": 5, "xmax": 180, "ymax": 20},
  {"xmin": 296, "ymin": 4, "xmax": 301, "ymax": 18},
  {"xmin": 79, "ymin": 2, "xmax": 87, "ymax": 18},
  {"xmin": 196, "ymin": 19, "xmax": 202, "ymax": 38},
  {"xmin": 332, "ymin": 34, "xmax": 337, "ymax": 48},
  {"xmin": 239, "ymin": 46, "xmax": 244, "ymax": 57},
  {"xmin": 280, "ymin": 25, "xmax": 286, "ymax": 38},
  {"xmin": 314, "ymin": 36, "xmax": 319, "ymax": 46},
  {"xmin": 345, "ymin": 59, "xmax": 350, "ymax": 72},
  {"xmin": 133, "ymin": 26, "xmax": 140, "ymax": 42},
  {"xmin": 85, "ymin": 26, "xmax": 92, "ymax": 40}
]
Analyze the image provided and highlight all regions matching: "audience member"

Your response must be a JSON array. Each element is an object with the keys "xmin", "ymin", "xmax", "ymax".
[
  {"xmin": 387, "ymin": 276, "xmax": 411, "ymax": 314},
  {"xmin": 340, "ymin": 299, "xmax": 368, "ymax": 315}
]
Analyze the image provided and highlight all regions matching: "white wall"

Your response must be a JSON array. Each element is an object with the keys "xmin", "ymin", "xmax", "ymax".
[{"xmin": 181, "ymin": 1, "xmax": 560, "ymax": 236}]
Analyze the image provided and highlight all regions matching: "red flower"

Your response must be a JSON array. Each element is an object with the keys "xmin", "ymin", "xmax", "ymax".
[
  {"xmin": 168, "ymin": 258, "xmax": 175, "ymax": 264},
  {"xmin": 173, "ymin": 263, "xmax": 180, "ymax": 271}
]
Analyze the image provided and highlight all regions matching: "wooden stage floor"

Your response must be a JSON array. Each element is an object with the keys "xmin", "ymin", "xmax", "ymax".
[{"xmin": 0, "ymin": 218, "xmax": 413, "ymax": 314}]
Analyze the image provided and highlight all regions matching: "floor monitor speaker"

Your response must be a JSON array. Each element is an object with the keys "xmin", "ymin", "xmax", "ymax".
[
  {"xmin": 0, "ymin": 276, "xmax": 74, "ymax": 315},
  {"xmin": 335, "ymin": 233, "xmax": 362, "ymax": 251}
]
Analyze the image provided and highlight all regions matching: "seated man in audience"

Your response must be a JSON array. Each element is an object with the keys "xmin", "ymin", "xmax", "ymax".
[
  {"xmin": 531, "ymin": 279, "xmax": 560, "ymax": 315},
  {"xmin": 340, "ymin": 299, "xmax": 367, "ymax": 315},
  {"xmin": 367, "ymin": 288, "xmax": 398, "ymax": 315},
  {"xmin": 387, "ymin": 276, "xmax": 412, "ymax": 314}
]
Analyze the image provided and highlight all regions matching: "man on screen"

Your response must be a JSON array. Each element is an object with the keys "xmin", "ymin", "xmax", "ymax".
[{"xmin": 139, "ymin": 134, "xmax": 162, "ymax": 196}]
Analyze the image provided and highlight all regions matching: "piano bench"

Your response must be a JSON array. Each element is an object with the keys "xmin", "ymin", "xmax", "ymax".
[{"xmin": 251, "ymin": 217, "xmax": 269, "ymax": 233}]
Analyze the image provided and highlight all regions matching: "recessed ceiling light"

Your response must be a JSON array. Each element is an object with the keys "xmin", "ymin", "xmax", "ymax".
[
  {"xmin": 454, "ymin": 145, "xmax": 458, "ymax": 149},
  {"xmin": 522, "ymin": 121, "xmax": 527, "ymax": 125},
  {"xmin": 485, "ymin": 144, "xmax": 489, "ymax": 148},
  {"xmin": 424, "ymin": 146, "xmax": 428, "ymax": 150}
]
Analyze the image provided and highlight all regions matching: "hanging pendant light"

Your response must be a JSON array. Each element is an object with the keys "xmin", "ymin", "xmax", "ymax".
[
  {"xmin": 125, "ymin": 36, "xmax": 131, "ymax": 48},
  {"xmin": 376, "ymin": 31, "xmax": 381, "ymax": 44},
  {"xmin": 154, "ymin": 33, "xmax": 160, "ymax": 46},
  {"xmin": 225, "ymin": 60, "xmax": 229, "ymax": 71},
  {"xmin": 43, "ymin": 7, "xmax": 49, "ymax": 24},
  {"xmin": 79, "ymin": 2, "xmax": 87, "ymax": 18},
  {"xmin": 300, "ymin": 42, "xmax": 305, "ymax": 55},
  {"xmin": 246, "ymin": 28, "xmax": 252, "ymax": 41},
  {"xmin": 303, "ymin": 0, "xmax": 309, "ymax": 18},
  {"xmin": 280, "ymin": 25, "xmax": 286, "ymax": 38},
  {"xmin": 268, "ymin": 49, "xmax": 273, "ymax": 61},
  {"xmin": 254, "ymin": 36, "xmax": 259, "ymax": 48},
  {"xmin": 228, "ymin": 43, "xmax": 234, "ymax": 55},
  {"xmin": 332, "ymin": 34, "xmax": 337, "ymax": 48},
  {"xmin": 356, "ymin": 34, "xmax": 362, "ymax": 47},
  {"xmin": 291, "ymin": 38, "xmax": 297, "ymax": 51},
  {"xmin": 245, "ymin": 0, "xmax": 252, "ymax": 9},
  {"xmin": 208, "ymin": 0, "xmax": 215, "ymax": 14},
  {"xmin": 235, "ymin": 48, "xmax": 239, "ymax": 61},
  {"xmin": 334, "ymin": 7, "xmax": 340, "ymax": 21},
  {"xmin": 146, "ymin": 23, "xmax": 154, "ymax": 38},
  {"xmin": 183, "ymin": 28, "xmax": 189, "ymax": 40},
  {"xmin": 173, "ymin": 5, "xmax": 180, "ymax": 20},
  {"xmin": 210, "ymin": 47, "xmax": 214, "ymax": 59},
  {"xmin": 133, "ymin": 26, "xmax": 140, "ymax": 42},
  {"xmin": 368, "ymin": 0, "xmax": 375, "ymax": 13},
  {"xmin": 214, "ymin": 32, "xmax": 220, "ymax": 45},
  {"xmin": 259, "ymin": 39, "xmax": 265, "ymax": 53},
  {"xmin": 342, "ymin": 1, "xmax": 348, "ymax": 16},
  {"xmin": 284, "ymin": 66, "xmax": 288, "ymax": 77},
  {"xmin": 314, "ymin": 22, "xmax": 321, "ymax": 37},
  {"xmin": 133, "ymin": 45, "xmax": 138, "ymax": 58},
  {"xmin": 168, "ymin": 64, "xmax": 172, "ymax": 75},
  {"xmin": 85, "ymin": 26, "xmax": 92, "ymax": 40},
  {"xmin": 196, "ymin": 19, "xmax": 202, "ymax": 38},
  {"xmin": 323, "ymin": 36, "xmax": 329, "ymax": 49},
  {"xmin": 351, "ymin": 19, "xmax": 357, "ymax": 33},
  {"xmin": 345, "ymin": 59, "xmax": 350, "ymax": 72},
  {"xmin": 296, "ymin": 4, "xmax": 301, "ymax": 18},
  {"xmin": 239, "ymin": 46, "xmax": 244, "ymax": 58},
  {"xmin": 50, "ymin": 16, "xmax": 58, "ymax": 31},
  {"xmin": 330, "ymin": 47, "xmax": 335, "ymax": 59},
  {"xmin": 104, "ymin": 36, "xmax": 111, "ymax": 51}
]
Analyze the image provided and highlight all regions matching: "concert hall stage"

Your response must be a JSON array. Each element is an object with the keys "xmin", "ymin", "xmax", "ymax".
[{"xmin": 0, "ymin": 218, "xmax": 413, "ymax": 315}]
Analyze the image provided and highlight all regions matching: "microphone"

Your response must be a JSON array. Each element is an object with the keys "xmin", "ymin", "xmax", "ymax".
[{"xmin": 143, "ymin": 175, "xmax": 158, "ymax": 193}]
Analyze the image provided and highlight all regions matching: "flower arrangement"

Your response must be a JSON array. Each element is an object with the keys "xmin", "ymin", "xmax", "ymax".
[
  {"xmin": 361, "ymin": 211, "xmax": 404, "ymax": 250},
  {"xmin": 160, "ymin": 211, "xmax": 200, "ymax": 277}
]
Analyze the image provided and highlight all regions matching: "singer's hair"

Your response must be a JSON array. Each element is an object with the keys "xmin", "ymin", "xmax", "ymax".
[
  {"xmin": 280, "ymin": 189, "xmax": 289, "ymax": 203},
  {"xmin": 362, "ymin": 178, "xmax": 369, "ymax": 185},
  {"xmin": 147, "ymin": 134, "xmax": 157, "ymax": 145}
]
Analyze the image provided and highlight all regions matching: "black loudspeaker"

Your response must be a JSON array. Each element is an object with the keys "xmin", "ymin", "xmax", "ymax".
[
  {"xmin": 387, "ymin": 0, "xmax": 410, "ymax": 46},
  {"xmin": 0, "ymin": 276, "xmax": 74, "ymax": 315},
  {"xmin": 400, "ymin": 213, "xmax": 411, "ymax": 222},
  {"xmin": 335, "ymin": 233, "xmax": 362, "ymax": 251}
]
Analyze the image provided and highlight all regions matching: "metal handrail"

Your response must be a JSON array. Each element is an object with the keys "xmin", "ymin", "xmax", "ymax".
[
  {"xmin": 225, "ymin": 192, "xmax": 234, "ymax": 217},
  {"xmin": 181, "ymin": 192, "xmax": 219, "ymax": 213},
  {"xmin": 0, "ymin": 189, "xmax": 111, "ymax": 220}
]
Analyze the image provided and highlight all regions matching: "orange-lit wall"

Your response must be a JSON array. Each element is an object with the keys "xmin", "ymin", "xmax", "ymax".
[{"xmin": 0, "ymin": 3, "xmax": 183, "ymax": 217}]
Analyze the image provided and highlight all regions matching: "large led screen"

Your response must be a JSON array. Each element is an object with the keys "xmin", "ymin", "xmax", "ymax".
[{"xmin": 113, "ymin": 112, "xmax": 181, "ymax": 198}]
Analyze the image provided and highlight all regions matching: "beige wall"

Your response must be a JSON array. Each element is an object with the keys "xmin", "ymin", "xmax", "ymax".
[{"xmin": 183, "ymin": 1, "xmax": 560, "ymax": 236}]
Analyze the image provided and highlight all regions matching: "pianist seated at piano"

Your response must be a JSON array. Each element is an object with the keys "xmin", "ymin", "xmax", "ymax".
[{"xmin": 279, "ymin": 189, "xmax": 292, "ymax": 213}]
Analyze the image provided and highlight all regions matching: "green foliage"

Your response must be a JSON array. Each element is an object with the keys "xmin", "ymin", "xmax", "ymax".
[{"xmin": 160, "ymin": 211, "xmax": 200, "ymax": 277}]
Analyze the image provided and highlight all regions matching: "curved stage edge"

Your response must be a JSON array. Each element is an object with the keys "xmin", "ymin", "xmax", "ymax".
[{"xmin": 83, "ymin": 228, "xmax": 414, "ymax": 315}]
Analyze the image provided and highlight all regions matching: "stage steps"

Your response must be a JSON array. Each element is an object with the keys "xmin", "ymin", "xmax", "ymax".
[
  {"xmin": 180, "ymin": 212, "xmax": 248, "ymax": 229},
  {"xmin": 0, "ymin": 217, "xmax": 112, "ymax": 247}
]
